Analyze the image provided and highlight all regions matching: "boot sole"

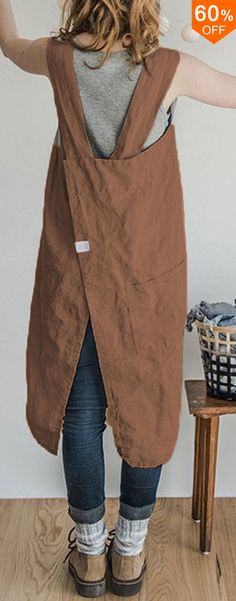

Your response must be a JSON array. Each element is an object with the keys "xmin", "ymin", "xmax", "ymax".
[
  {"xmin": 68, "ymin": 561, "xmax": 106, "ymax": 597},
  {"xmin": 107, "ymin": 546, "xmax": 147, "ymax": 596}
]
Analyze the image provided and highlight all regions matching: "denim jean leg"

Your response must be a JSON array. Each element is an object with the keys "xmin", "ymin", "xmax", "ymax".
[
  {"xmin": 119, "ymin": 458, "xmax": 163, "ymax": 519},
  {"xmin": 62, "ymin": 317, "xmax": 108, "ymax": 523},
  {"xmin": 119, "ymin": 500, "xmax": 155, "ymax": 520},
  {"xmin": 68, "ymin": 500, "xmax": 106, "ymax": 524}
]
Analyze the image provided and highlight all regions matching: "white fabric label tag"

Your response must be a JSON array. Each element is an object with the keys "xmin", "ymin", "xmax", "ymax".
[{"xmin": 75, "ymin": 240, "xmax": 90, "ymax": 253}]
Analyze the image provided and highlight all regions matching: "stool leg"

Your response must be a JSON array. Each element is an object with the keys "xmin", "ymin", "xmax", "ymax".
[
  {"xmin": 192, "ymin": 416, "xmax": 204, "ymax": 522},
  {"xmin": 200, "ymin": 416, "xmax": 219, "ymax": 554}
]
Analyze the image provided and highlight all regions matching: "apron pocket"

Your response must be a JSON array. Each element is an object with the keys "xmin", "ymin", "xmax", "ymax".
[{"xmin": 125, "ymin": 258, "xmax": 187, "ymax": 365}]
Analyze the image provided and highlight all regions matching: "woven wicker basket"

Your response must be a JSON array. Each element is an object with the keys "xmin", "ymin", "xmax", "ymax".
[{"xmin": 195, "ymin": 319, "xmax": 236, "ymax": 400}]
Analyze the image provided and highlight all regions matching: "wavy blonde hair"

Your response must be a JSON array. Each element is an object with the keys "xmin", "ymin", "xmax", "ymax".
[{"xmin": 51, "ymin": 0, "xmax": 166, "ymax": 71}]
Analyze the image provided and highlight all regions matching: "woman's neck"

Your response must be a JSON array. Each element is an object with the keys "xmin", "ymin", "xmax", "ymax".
[{"xmin": 73, "ymin": 32, "xmax": 127, "ymax": 53}]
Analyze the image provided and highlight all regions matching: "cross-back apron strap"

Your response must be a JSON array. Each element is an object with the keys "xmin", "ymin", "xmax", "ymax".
[
  {"xmin": 46, "ymin": 38, "xmax": 180, "ymax": 161},
  {"xmin": 111, "ymin": 47, "xmax": 180, "ymax": 160},
  {"xmin": 46, "ymin": 38, "xmax": 88, "ymax": 160}
]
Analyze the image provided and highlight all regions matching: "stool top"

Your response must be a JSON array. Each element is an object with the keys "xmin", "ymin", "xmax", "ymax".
[{"xmin": 185, "ymin": 379, "xmax": 236, "ymax": 416}]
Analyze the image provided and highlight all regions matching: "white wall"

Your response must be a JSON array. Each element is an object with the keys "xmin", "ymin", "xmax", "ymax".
[{"xmin": 1, "ymin": 0, "xmax": 236, "ymax": 500}]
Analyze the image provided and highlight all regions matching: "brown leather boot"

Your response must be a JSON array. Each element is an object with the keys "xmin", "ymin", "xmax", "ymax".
[
  {"xmin": 106, "ymin": 528, "xmax": 147, "ymax": 596},
  {"xmin": 63, "ymin": 526, "xmax": 107, "ymax": 597}
]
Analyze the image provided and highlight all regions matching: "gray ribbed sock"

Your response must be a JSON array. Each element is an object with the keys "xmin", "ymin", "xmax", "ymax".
[
  {"xmin": 75, "ymin": 516, "xmax": 109, "ymax": 555},
  {"xmin": 113, "ymin": 514, "xmax": 150, "ymax": 556}
]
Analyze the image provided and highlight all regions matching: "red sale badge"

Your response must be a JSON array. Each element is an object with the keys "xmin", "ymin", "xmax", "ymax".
[{"xmin": 192, "ymin": 1, "xmax": 236, "ymax": 43}]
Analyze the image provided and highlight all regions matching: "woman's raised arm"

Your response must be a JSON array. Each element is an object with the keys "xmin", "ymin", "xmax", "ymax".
[
  {"xmin": 170, "ymin": 51, "xmax": 236, "ymax": 109},
  {"xmin": 0, "ymin": 0, "xmax": 50, "ymax": 76}
]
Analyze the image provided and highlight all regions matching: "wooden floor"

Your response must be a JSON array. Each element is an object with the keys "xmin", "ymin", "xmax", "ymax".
[{"xmin": 0, "ymin": 497, "xmax": 235, "ymax": 600}]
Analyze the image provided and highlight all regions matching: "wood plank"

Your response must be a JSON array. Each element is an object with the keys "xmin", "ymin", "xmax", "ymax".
[
  {"xmin": 0, "ymin": 498, "xmax": 235, "ymax": 600},
  {"xmin": 185, "ymin": 380, "xmax": 236, "ymax": 416}
]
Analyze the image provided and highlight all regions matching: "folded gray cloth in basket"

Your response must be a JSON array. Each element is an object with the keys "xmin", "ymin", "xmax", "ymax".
[
  {"xmin": 185, "ymin": 300, "xmax": 236, "ymax": 332},
  {"xmin": 185, "ymin": 300, "xmax": 236, "ymax": 394}
]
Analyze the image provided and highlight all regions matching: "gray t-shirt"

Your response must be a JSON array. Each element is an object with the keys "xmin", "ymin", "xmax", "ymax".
[{"xmin": 54, "ymin": 47, "xmax": 177, "ymax": 158}]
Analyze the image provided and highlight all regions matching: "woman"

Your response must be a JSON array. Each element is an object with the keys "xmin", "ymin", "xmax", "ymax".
[{"xmin": 1, "ymin": 0, "xmax": 236, "ymax": 597}]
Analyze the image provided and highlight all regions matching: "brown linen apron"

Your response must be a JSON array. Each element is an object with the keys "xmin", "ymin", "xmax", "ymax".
[{"xmin": 25, "ymin": 38, "xmax": 187, "ymax": 467}]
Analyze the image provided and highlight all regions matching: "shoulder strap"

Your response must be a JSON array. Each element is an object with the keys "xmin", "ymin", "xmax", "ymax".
[
  {"xmin": 46, "ymin": 38, "xmax": 83, "ymax": 159},
  {"xmin": 112, "ymin": 46, "xmax": 180, "ymax": 159}
]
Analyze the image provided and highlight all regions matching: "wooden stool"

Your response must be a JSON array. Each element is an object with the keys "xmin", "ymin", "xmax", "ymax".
[{"xmin": 184, "ymin": 379, "xmax": 236, "ymax": 554}]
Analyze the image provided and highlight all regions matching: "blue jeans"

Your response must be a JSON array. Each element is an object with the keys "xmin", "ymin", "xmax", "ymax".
[{"xmin": 62, "ymin": 317, "xmax": 162, "ymax": 524}]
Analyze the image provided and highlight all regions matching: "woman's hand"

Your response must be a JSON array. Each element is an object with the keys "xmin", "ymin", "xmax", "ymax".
[
  {"xmin": 168, "ymin": 51, "xmax": 236, "ymax": 110},
  {"xmin": 0, "ymin": 0, "xmax": 50, "ymax": 77}
]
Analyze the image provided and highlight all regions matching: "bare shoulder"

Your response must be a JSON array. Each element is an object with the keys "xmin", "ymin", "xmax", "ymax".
[
  {"xmin": 3, "ymin": 36, "xmax": 51, "ymax": 77},
  {"xmin": 163, "ymin": 49, "xmax": 235, "ymax": 109},
  {"xmin": 175, "ymin": 50, "xmax": 208, "ymax": 85},
  {"xmin": 163, "ymin": 50, "xmax": 204, "ymax": 109},
  {"xmin": 26, "ymin": 36, "xmax": 51, "ymax": 77}
]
